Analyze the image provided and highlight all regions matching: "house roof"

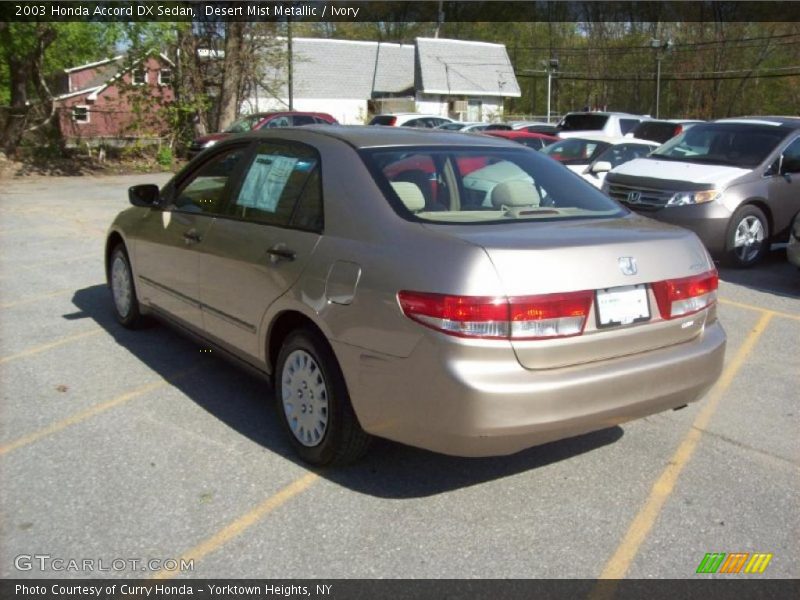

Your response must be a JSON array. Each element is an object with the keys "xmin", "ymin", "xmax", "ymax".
[
  {"xmin": 415, "ymin": 37, "xmax": 521, "ymax": 98},
  {"xmin": 265, "ymin": 38, "xmax": 415, "ymax": 100},
  {"xmin": 258, "ymin": 36, "xmax": 519, "ymax": 103}
]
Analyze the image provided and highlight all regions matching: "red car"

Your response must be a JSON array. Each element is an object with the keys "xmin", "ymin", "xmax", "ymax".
[
  {"xmin": 188, "ymin": 111, "xmax": 338, "ymax": 158},
  {"xmin": 483, "ymin": 130, "xmax": 559, "ymax": 151}
]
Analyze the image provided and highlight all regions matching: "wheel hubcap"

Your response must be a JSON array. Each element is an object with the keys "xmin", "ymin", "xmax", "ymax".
[
  {"xmin": 281, "ymin": 350, "xmax": 329, "ymax": 447},
  {"xmin": 733, "ymin": 215, "xmax": 765, "ymax": 263},
  {"xmin": 111, "ymin": 256, "xmax": 132, "ymax": 318}
]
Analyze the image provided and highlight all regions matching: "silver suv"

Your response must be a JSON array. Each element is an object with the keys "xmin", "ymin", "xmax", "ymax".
[{"xmin": 603, "ymin": 117, "xmax": 800, "ymax": 267}]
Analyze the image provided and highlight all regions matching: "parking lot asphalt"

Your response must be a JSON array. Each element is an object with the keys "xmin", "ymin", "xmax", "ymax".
[{"xmin": 0, "ymin": 173, "xmax": 797, "ymax": 580}]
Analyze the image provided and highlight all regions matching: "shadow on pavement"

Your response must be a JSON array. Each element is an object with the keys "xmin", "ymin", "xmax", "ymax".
[
  {"xmin": 69, "ymin": 283, "xmax": 624, "ymax": 499},
  {"xmin": 718, "ymin": 247, "xmax": 800, "ymax": 299}
]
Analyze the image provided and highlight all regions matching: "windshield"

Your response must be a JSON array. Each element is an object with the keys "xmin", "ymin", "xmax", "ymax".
[
  {"xmin": 651, "ymin": 123, "xmax": 787, "ymax": 168},
  {"xmin": 592, "ymin": 143, "xmax": 655, "ymax": 169},
  {"xmin": 224, "ymin": 115, "xmax": 261, "ymax": 133},
  {"xmin": 558, "ymin": 114, "xmax": 609, "ymax": 131},
  {"xmin": 540, "ymin": 138, "xmax": 612, "ymax": 165},
  {"xmin": 362, "ymin": 147, "xmax": 626, "ymax": 224}
]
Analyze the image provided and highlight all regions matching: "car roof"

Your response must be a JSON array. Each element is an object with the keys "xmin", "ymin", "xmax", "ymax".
[
  {"xmin": 713, "ymin": 116, "xmax": 800, "ymax": 128},
  {"xmin": 232, "ymin": 125, "xmax": 516, "ymax": 149},
  {"xmin": 561, "ymin": 111, "xmax": 645, "ymax": 118}
]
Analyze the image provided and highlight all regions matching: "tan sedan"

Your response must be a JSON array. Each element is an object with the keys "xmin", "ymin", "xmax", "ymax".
[{"xmin": 106, "ymin": 126, "xmax": 726, "ymax": 465}]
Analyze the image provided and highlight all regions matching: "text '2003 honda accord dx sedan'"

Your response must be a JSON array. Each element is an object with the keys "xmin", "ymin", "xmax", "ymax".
[{"xmin": 106, "ymin": 126, "xmax": 726, "ymax": 465}]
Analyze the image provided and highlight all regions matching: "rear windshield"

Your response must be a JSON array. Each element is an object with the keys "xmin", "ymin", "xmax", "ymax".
[
  {"xmin": 632, "ymin": 121, "xmax": 681, "ymax": 143},
  {"xmin": 540, "ymin": 138, "xmax": 612, "ymax": 165},
  {"xmin": 558, "ymin": 114, "xmax": 609, "ymax": 131},
  {"xmin": 651, "ymin": 123, "xmax": 788, "ymax": 168},
  {"xmin": 362, "ymin": 147, "xmax": 626, "ymax": 224}
]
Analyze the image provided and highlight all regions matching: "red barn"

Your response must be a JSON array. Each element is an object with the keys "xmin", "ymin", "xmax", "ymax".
[{"xmin": 53, "ymin": 53, "xmax": 175, "ymax": 147}]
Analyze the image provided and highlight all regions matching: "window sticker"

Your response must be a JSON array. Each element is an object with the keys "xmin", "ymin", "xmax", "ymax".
[{"xmin": 237, "ymin": 154, "xmax": 298, "ymax": 212}]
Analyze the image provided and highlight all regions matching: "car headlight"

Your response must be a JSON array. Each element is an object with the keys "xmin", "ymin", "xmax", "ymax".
[{"xmin": 666, "ymin": 189, "xmax": 721, "ymax": 207}]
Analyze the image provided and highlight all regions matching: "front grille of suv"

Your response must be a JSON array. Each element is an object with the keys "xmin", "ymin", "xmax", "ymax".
[{"xmin": 607, "ymin": 182, "xmax": 674, "ymax": 210}]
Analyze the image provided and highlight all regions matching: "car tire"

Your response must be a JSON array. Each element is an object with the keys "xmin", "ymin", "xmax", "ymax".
[
  {"xmin": 109, "ymin": 245, "xmax": 144, "ymax": 328},
  {"xmin": 275, "ymin": 328, "xmax": 372, "ymax": 466},
  {"xmin": 724, "ymin": 205, "xmax": 769, "ymax": 268}
]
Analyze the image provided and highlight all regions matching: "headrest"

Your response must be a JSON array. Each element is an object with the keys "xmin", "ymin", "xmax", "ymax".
[
  {"xmin": 390, "ymin": 181, "xmax": 426, "ymax": 213},
  {"xmin": 491, "ymin": 180, "xmax": 541, "ymax": 208}
]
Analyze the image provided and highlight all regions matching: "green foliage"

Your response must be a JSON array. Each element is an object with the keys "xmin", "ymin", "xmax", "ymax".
[{"xmin": 156, "ymin": 145, "xmax": 173, "ymax": 167}]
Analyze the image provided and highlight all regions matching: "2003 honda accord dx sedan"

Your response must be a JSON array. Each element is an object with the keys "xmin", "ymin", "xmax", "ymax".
[{"xmin": 105, "ymin": 126, "xmax": 726, "ymax": 465}]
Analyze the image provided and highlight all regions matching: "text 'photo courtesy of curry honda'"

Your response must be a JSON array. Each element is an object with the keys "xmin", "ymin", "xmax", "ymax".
[{"xmin": 106, "ymin": 126, "xmax": 726, "ymax": 466}]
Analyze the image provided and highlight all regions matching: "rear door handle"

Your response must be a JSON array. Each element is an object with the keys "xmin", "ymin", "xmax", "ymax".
[
  {"xmin": 267, "ymin": 244, "xmax": 296, "ymax": 263},
  {"xmin": 183, "ymin": 229, "xmax": 202, "ymax": 244}
]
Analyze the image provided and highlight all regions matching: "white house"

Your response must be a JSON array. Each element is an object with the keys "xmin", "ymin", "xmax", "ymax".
[{"xmin": 247, "ymin": 37, "xmax": 521, "ymax": 124}]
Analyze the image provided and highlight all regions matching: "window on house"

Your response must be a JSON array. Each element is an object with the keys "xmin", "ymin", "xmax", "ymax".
[
  {"xmin": 132, "ymin": 69, "xmax": 147, "ymax": 85},
  {"xmin": 72, "ymin": 106, "xmax": 89, "ymax": 123},
  {"xmin": 158, "ymin": 68, "xmax": 172, "ymax": 86}
]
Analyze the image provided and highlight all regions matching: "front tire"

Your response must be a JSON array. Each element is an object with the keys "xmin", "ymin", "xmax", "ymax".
[
  {"xmin": 724, "ymin": 205, "xmax": 769, "ymax": 268},
  {"xmin": 275, "ymin": 328, "xmax": 371, "ymax": 465},
  {"xmin": 109, "ymin": 245, "xmax": 144, "ymax": 328}
]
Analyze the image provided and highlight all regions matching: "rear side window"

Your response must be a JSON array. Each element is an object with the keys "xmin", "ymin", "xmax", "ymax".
[
  {"xmin": 292, "ymin": 115, "xmax": 316, "ymax": 126},
  {"xmin": 363, "ymin": 147, "xmax": 625, "ymax": 224},
  {"xmin": 228, "ymin": 142, "xmax": 322, "ymax": 230}
]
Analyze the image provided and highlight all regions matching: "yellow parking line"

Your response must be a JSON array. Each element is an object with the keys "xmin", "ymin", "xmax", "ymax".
[
  {"xmin": 0, "ymin": 366, "xmax": 198, "ymax": 456},
  {"xmin": 594, "ymin": 311, "xmax": 773, "ymax": 586},
  {"xmin": 0, "ymin": 287, "xmax": 74, "ymax": 309},
  {"xmin": 719, "ymin": 298, "xmax": 800, "ymax": 322},
  {"xmin": 0, "ymin": 328, "xmax": 102, "ymax": 365},
  {"xmin": 151, "ymin": 472, "xmax": 320, "ymax": 580}
]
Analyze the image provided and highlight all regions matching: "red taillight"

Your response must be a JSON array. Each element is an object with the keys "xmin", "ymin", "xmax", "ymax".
[
  {"xmin": 387, "ymin": 117, "xmax": 397, "ymax": 126},
  {"xmin": 397, "ymin": 290, "xmax": 593, "ymax": 340},
  {"xmin": 651, "ymin": 270, "xmax": 718, "ymax": 320},
  {"xmin": 674, "ymin": 124, "xmax": 684, "ymax": 137}
]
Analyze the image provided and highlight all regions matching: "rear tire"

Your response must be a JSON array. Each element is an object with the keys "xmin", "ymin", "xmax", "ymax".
[
  {"xmin": 275, "ymin": 328, "xmax": 371, "ymax": 465},
  {"xmin": 724, "ymin": 205, "xmax": 769, "ymax": 268},
  {"xmin": 109, "ymin": 245, "xmax": 144, "ymax": 329}
]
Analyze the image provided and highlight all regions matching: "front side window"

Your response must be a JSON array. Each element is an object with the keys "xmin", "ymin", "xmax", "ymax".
[
  {"xmin": 173, "ymin": 148, "xmax": 247, "ymax": 214},
  {"xmin": 652, "ymin": 124, "xmax": 788, "ymax": 168},
  {"xmin": 364, "ymin": 147, "xmax": 626, "ymax": 224},
  {"xmin": 229, "ymin": 142, "xmax": 322, "ymax": 230},
  {"xmin": 781, "ymin": 138, "xmax": 800, "ymax": 173}
]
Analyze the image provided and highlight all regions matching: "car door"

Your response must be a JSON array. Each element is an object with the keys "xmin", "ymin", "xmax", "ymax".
[
  {"xmin": 767, "ymin": 136, "xmax": 800, "ymax": 233},
  {"xmin": 198, "ymin": 140, "xmax": 323, "ymax": 360},
  {"xmin": 134, "ymin": 146, "xmax": 249, "ymax": 330}
]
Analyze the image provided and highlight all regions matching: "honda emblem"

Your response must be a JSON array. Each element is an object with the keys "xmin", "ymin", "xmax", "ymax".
[{"xmin": 618, "ymin": 257, "xmax": 638, "ymax": 276}]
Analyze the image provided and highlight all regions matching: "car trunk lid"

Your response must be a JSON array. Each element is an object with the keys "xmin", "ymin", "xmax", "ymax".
[{"xmin": 422, "ymin": 215, "xmax": 716, "ymax": 370}]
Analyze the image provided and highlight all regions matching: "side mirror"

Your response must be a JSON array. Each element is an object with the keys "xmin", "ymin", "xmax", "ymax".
[
  {"xmin": 592, "ymin": 161, "xmax": 612, "ymax": 174},
  {"xmin": 779, "ymin": 154, "xmax": 800, "ymax": 176},
  {"xmin": 128, "ymin": 184, "xmax": 160, "ymax": 207}
]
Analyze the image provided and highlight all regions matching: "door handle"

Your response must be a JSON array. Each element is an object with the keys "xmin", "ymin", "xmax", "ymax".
[
  {"xmin": 183, "ymin": 229, "xmax": 202, "ymax": 244},
  {"xmin": 267, "ymin": 244, "xmax": 296, "ymax": 263}
]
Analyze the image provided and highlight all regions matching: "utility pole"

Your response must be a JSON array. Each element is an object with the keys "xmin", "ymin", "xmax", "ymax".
[
  {"xmin": 288, "ymin": 19, "xmax": 294, "ymax": 110},
  {"xmin": 545, "ymin": 58, "xmax": 559, "ymax": 123},
  {"xmin": 434, "ymin": 0, "xmax": 444, "ymax": 38},
  {"xmin": 650, "ymin": 38, "xmax": 673, "ymax": 118}
]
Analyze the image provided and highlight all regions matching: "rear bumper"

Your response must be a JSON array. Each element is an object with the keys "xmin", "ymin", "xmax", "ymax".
[
  {"xmin": 629, "ymin": 202, "xmax": 732, "ymax": 256},
  {"xmin": 335, "ymin": 320, "xmax": 726, "ymax": 457}
]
